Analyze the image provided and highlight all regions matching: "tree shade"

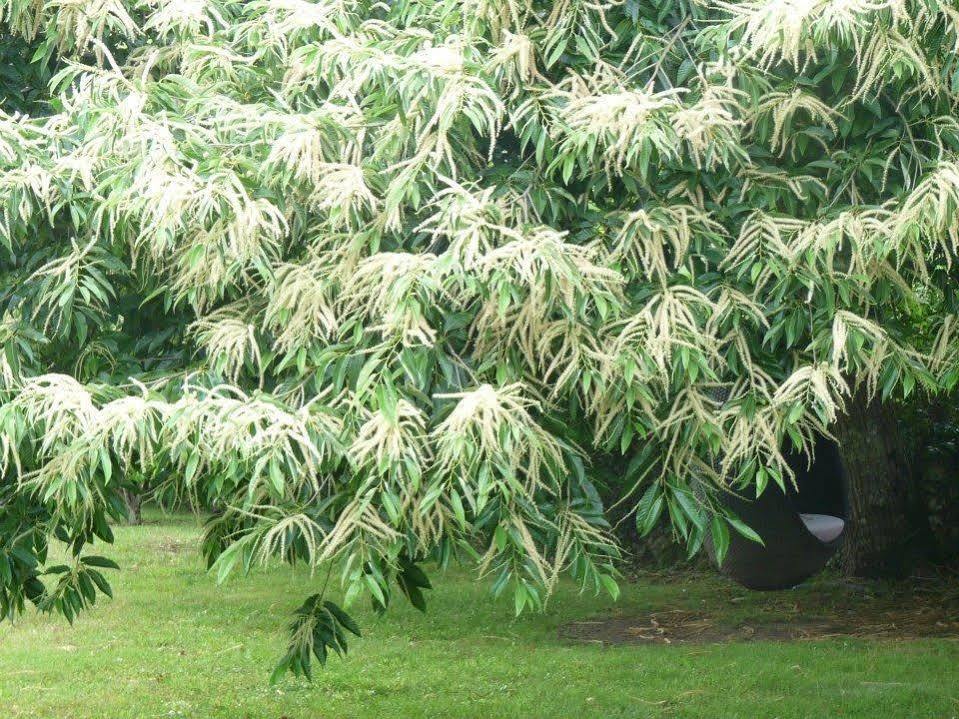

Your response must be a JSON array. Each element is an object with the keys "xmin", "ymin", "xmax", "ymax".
[{"xmin": 1, "ymin": 0, "xmax": 959, "ymax": 676}]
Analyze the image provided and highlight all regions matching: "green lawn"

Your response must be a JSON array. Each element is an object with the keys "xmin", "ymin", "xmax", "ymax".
[{"xmin": 1, "ymin": 513, "xmax": 957, "ymax": 718}]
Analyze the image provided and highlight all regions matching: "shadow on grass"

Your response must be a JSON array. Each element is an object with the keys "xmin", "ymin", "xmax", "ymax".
[{"xmin": 562, "ymin": 570, "xmax": 959, "ymax": 645}]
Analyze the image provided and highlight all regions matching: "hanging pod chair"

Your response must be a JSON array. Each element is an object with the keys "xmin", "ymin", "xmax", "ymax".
[{"xmin": 710, "ymin": 438, "xmax": 847, "ymax": 590}]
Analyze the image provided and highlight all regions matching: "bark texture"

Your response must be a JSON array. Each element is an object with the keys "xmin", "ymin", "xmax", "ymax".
[
  {"xmin": 120, "ymin": 489, "xmax": 143, "ymax": 526},
  {"xmin": 832, "ymin": 388, "xmax": 925, "ymax": 578}
]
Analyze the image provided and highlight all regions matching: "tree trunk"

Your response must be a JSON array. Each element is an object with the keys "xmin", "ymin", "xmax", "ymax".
[
  {"xmin": 832, "ymin": 387, "xmax": 927, "ymax": 578},
  {"xmin": 120, "ymin": 489, "xmax": 143, "ymax": 526}
]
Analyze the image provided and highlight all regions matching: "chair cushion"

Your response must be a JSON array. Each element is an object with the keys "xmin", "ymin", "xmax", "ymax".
[{"xmin": 799, "ymin": 513, "xmax": 845, "ymax": 543}]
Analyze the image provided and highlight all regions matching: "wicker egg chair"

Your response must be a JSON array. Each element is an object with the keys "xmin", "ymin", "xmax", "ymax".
[{"xmin": 710, "ymin": 438, "xmax": 847, "ymax": 590}]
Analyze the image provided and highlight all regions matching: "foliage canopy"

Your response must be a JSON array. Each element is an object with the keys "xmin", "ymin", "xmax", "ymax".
[{"xmin": 2, "ymin": 0, "xmax": 959, "ymax": 675}]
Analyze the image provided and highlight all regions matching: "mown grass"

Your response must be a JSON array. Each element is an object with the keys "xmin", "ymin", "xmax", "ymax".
[{"xmin": 1, "ymin": 511, "xmax": 957, "ymax": 718}]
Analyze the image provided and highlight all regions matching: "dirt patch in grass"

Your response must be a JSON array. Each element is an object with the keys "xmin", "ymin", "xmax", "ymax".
[
  {"xmin": 561, "ymin": 579, "xmax": 959, "ymax": 645},
  {"xmin": 150, "ymin": 537, "xmax": 194, "ymax": 554}
]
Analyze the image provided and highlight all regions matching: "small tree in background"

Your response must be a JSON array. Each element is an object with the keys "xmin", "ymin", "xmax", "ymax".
[{"xmin": 1, "ymin": 0, "xmax": 959, "ymax": 674}]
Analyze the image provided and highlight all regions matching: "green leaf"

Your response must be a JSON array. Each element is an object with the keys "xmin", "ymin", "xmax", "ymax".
[
  {"xmin": 88, "ymin": 569, "xmax": 113, "ymax": 599},
  {"xmin": 80, "ymin": 556, "xmax": 119, "ymax": 570},
  {"xmin": 599, "ymin": 573, "xmax": 620, "ymax": 600},
  {"xmin": 213, "ymin": 543, "xmax": 244, "ymax": 585},
  {"xmin": 513, "ymin": 583, "xmax": 528, "ymax": 616},
  {"xmin": 184, "ymin": 453, "xmax": 200, "ymax": 484},
  {"xmin": 324, "ymin": 601, "xmax": 361, "ymax": 637},
  {"xmin": 727, "ymin": 516, "xmax": 764, "ymax": 545},
  {"xmin": 636, "ymin": 483, "xmax": 665, "ymax": 537},
  {"xmin": 710, "ymin": 515, "xmax": 731, "ymax": 566}
]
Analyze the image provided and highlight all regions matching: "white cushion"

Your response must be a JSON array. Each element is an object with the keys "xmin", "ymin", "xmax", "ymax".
[{"xmin": 799, "ymin": 513, "xmax": 845, "ymax": 543}]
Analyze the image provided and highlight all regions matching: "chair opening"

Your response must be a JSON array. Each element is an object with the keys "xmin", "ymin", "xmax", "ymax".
[{"xmin": 784, "ymin": 436, "xmax": 847, "ymax": 520}]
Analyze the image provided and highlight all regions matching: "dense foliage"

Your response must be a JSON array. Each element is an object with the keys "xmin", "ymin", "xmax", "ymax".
[{"xmin": 2, "ymin": 0, "xmax": 959, "ymax": 674}]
